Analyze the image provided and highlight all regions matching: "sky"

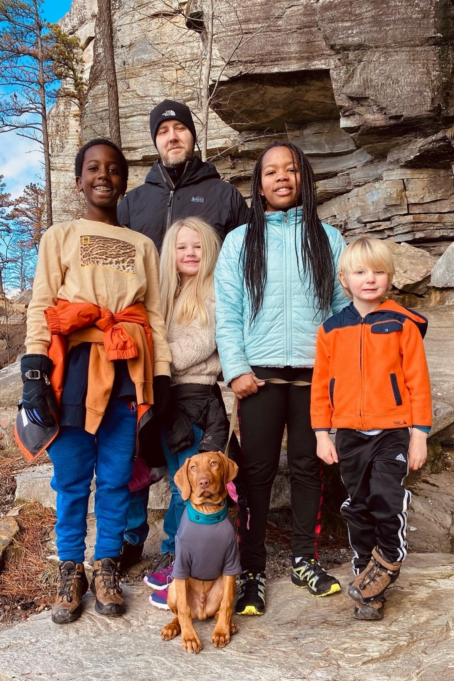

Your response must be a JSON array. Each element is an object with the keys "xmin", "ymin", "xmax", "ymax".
[{"xmin": 0, "ymin": 0, "xmax": 73, "ymax": 199}]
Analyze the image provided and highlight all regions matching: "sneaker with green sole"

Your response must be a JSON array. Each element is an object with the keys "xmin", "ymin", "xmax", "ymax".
[
  {"xmin": 291, "ymin": 556, "xmax": 341, "ymax": 597},
  {"xmin": 235, "ymin": 571, "xmax": 266, "ymax": 615}
]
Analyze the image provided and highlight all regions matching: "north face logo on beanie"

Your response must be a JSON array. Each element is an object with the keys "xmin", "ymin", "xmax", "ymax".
[{"xmin": 150, "ymin": 99, "xmax": 197, "ymax": 147}]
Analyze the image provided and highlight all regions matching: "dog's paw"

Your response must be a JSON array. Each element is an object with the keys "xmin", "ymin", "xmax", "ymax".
[
  {"xmin": 161, "ymin": 621, "xmax": 181, "ymax": 641},
  {"xmin": 212, "ymin": 625, "xmax": 231, "ymax": 648},
  {"xmin": 181, "ymin": 630, "xmax": 203, "ymax": 654},
  {"xmin": 230, "ymin": 620, "xmax": 238, "ymax": 635}
]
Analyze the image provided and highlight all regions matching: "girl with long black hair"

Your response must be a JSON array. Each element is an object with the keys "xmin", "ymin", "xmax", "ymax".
[{"xmin": 214, "ymin": 142, "xmax": 347, "ymax": 615}]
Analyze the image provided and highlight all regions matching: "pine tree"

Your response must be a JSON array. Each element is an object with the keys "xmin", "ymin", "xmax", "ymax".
[
  {"xmin": 0, "ymin": 175, "xmax": 13, "ymax": 295},
  {"xmin": 0, "ymin": 0, "xmax": 86, "ymax": 227}
]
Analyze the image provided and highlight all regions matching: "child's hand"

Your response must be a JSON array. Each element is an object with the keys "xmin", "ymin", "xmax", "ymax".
[
  {"xmin": 231, "ymin": 373, "xmax": 265, "ymax": 400},
  {"xmin": 315, "ymin": 431, "xmax": 338, "ymax": 465},
  {"xmin": 408, "ymin": 429, "xmax": 428, "ymax": 471}
]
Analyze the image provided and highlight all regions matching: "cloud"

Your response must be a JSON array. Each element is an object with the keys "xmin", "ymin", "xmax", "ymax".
[{"xmin": 0, "ymin": 131, "xmax": 43, "ymax": 198}]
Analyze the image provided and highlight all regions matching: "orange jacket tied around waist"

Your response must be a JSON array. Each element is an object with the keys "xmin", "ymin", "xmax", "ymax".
[{"xmin": 15, "ymin": 299, "xmax": 157, "ymax": 469}]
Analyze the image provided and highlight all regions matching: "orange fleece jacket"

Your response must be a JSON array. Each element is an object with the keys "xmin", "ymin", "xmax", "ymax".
[{"xmin": 311, "ymin": 300, "xmax": 432, "ymax": 432}]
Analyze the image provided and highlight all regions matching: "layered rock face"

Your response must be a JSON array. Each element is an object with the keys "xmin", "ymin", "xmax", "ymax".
[{"xmin": 50, "ymin": 0, "xmax": 454, "ymax": 256}]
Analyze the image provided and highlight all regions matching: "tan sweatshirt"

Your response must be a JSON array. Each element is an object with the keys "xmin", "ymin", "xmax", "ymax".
[
  {"xmin": 26, "ymin": 219, "xmax": 171, "ymax": 377},
  {"xmin": 169, "ymin": 296, "xmax": 221, "ymax": 385}
]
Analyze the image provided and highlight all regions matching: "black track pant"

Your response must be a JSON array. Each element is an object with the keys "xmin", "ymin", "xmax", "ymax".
[
  {"xmin": 336, "ymin": 428, "xmax": 411, "ymax": 574},
  {"xmin": 237, "ymin": 366, "xmax": 322, "ymax": 572}
]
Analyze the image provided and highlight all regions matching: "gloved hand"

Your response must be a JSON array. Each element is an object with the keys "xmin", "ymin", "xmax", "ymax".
[
  {"xmin": 152, "ymin": 375, "xmax": 171, "ymax": 419},
  {"xmin": 20, "ymin": 354, "xmax": 58, "ymax": 427}
]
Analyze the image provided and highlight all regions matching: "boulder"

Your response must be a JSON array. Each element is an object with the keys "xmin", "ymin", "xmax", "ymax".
[
  {"xmin": 0, "ymin": 359, "xmax": 22, "ymax": 409},
  {"xmin": 407, "ymin": 471, "xmax": 454, "ymax": 553},
  {"xmin": 0, "ymin": 517, "xmax": 19, "ymax": 571},
  {"xmin": 431, "ymin": 242, "xmax": 454, "ymax": 288},
  {"xmin": 387, "ymin": 241, "xmax": 437, "ymax": 293},
  {"xmin": 0, "ymin": 407, "xmax": 19, "ymax": 457},
  {"xmin": 423, "ymin": 304, "xmax": 454, "ymax": 440},
  {"xmin": 11, "ymin": 291, "xmax": 33, "ymax": 307}
]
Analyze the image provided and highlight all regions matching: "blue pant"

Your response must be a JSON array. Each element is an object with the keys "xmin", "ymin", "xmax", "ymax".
[
  {"xmin": 48, "ymin": 398, "xmax": 137, "ymax": 563},
  {"xmin": 124, "ymin": 425, "xmax": 203, "ymax": 553}
]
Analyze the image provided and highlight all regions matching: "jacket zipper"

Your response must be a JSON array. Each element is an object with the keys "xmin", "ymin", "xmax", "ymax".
[
  {"xmin": 158, "ymin": 164, "xmax": 175, "ymax": 230},
  {"xmin": 158, "ymin": 160, "xmax": 191, "ymax": 231},
  {"xmin": 359, "ymin": 317, "xmax": 365, "ymax": 428},
  {"xmin": 166, "ymin": 190, "xmax": 174, "ymax": 230},
  {"xmin": 283, "ymin": 212, "xmax": 289, "ymax": 365}
]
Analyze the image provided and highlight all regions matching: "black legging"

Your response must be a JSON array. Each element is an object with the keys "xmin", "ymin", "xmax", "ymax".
[{"xmin": 237, "ymin": 366, "xmax": 322, "ymax": 572}]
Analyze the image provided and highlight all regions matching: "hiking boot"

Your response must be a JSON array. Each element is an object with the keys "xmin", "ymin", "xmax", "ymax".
[
  {"xmin": 354, "ymin": 596, "xmax": 386, "ymax": 621},
  {"xmin": 235, "ymin": 571, "xmax": 266, "ymax": 615},
  {"xmin": 91, "ymin": 558, "xmax": 125, "ymax": 617},
  {"xmin": 291, "ymin": 556, "xmax": 342, "ymax": 597},
  {"xmin": 52, "ymin": 561, "xmax": 88, "ymax": 625},
  {"xmin": 149, "ymin": 588, "xmax": 170, "ymax": 610},
  {"xmin": 348, "ymin": 547, "xmax": 400, "ymax": 605},
  {"xmin": 119, "ymin": 541, "xmax": 144, "ymax": 572},
  {"xmin": 144, "ymin": 560, "xmax": 174, "ymax": 591}
]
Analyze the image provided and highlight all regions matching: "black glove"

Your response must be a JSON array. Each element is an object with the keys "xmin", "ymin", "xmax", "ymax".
[
  {"xmin": 152, "ymin": 375, "xmax": 171, "ymax": 419},
  {"xmin": 21, "ymin": 354, "xmax": 58, "ymax": 427}
]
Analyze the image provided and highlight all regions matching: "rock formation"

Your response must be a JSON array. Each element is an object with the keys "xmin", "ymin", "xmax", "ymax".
[{"xmin": 50, "ymin": 0, "xmax": 454, "ymax": 256}]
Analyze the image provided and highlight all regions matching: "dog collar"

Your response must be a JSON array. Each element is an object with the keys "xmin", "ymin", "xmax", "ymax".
[{"xmin": 187, "ymin": 501, "xmax": 228, "ymax": 525}]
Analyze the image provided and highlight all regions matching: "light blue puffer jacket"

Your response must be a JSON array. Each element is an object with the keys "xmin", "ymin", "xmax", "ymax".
[{"xmin": 214, "ymin": 208, "xmax": 348, "ymax": 385}]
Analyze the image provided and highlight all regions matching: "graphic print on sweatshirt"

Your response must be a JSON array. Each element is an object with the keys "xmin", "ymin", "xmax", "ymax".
[{"xmin": 80, "ymin": 235, "xmax": 136, "ymax": 274}]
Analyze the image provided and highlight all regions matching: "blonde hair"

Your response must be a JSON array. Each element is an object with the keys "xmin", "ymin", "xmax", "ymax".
[
  {"xmin": 160, "ymin": 217, "xmax": 221, "ymax": 326},
  {"xmin": 338, "ymin": 237, "xmax": 395, "ymax": 299}
]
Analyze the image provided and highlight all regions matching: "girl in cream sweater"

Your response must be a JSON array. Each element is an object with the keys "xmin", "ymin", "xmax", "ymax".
[{"xmin": 143, "ymin": 217, "xmax": 230, "ymax": 610}]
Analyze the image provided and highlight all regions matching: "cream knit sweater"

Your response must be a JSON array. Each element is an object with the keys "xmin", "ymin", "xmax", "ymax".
[{"xmin": 168, "ymin": 296, "xmax": 221, "ymax": 385}]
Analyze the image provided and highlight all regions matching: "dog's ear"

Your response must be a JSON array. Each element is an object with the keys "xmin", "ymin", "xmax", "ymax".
[
  {"xmin": 174, "ymin": 458, "xmax": 192, "ymax": 501},
  {"xmin": 218, "ymin": 452, "xmax": 238, "ymax": 486}
]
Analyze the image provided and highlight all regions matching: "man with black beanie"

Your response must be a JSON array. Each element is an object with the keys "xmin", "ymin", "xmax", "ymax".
[
  {"xmin": 118, "ymin": 99, "xmax": 249, "ymax": 576},
  {"xmin": 118, "ymin": 98, "xmax": 249, "ymax": 252}
]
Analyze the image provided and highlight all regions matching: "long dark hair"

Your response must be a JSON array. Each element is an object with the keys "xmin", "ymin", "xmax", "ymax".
[{"xmin": 241, "ymin": 141, "xmax": 335, "ymax": 322}]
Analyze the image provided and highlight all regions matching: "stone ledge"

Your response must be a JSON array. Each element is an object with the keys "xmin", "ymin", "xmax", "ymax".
[
  {"xmin": 0, "ymin": 554, "xmax": 453, "ymax": 681},
  {"xmin": 14, "ymin": 454, "xmax": 292, "ymax": 514}
]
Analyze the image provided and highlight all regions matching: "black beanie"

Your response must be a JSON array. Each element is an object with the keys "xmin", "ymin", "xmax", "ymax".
[{"xmin": 150, "ymin": 99, "xmax": 197, "ymax": 148}]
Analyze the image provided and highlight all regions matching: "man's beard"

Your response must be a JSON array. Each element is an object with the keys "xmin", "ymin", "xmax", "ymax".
[{"xmin": 162, "ymin": 149, "xmax": 193, "ymax": 167}]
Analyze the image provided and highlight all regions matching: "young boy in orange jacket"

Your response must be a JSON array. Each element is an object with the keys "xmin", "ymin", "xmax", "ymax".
[{"xmin": 311, "ymin": 236, "xmax": 432, "ymax": 621}]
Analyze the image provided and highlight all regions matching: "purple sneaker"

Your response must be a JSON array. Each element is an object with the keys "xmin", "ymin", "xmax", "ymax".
[
  {"xmin": 149, "ymin": 588, "xmax": 170, "ymax": 610},
  {"xmin": 143, "ymin": 562, "xmax": 174, "ymax": 591}
]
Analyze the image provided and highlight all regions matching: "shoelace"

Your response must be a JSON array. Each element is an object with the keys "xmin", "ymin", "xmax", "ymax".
[
  {"xmin": 240, "ymin": 573, "xmax": 266, "ymax": 600},
  {"xmin": 359, "ymin": 559, "xmax": 385, "ymax": 589},
  {"xmin": 99, "ymin": 564, "xmax": 122, "ymax": 595},
  {"xmin": 294, "ymin": 559, "xmax": 325, "ymax": 582},
  {"xmin": 151, "ymin": 556, "xmax": 173, "ymax": 575},
  {"xmin": 58, "ymin": 567, "xmax": 82, "ymax": 603}
]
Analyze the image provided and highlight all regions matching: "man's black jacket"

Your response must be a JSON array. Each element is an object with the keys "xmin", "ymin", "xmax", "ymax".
[{"xmin": 118, "ymin": 156, "xmax": 249, "ymax": 250}]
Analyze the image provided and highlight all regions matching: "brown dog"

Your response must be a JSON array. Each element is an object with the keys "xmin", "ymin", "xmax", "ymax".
[{"xmin": 160, "ymin": 451, "xmax": 239, "ymax": 654}]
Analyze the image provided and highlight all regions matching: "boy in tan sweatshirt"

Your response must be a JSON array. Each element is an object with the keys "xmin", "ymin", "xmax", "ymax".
[{"xmin": 21, "ymin": 138, "xmax": 171, "ymax": 625}]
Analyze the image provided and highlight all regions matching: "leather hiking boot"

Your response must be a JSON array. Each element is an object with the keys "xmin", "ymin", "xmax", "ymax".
[
  {"xmin": 354, "ymin": 596, "xmax": 386, "ymax": 621},
  {"xmin": 348, "ymin": 547, "xmax": 400, "ymax": 605},
  {"xmin": 91, "ymin": 558, "xmax": 125, "ymax": 617},
  {"xmin": 52, "ymin": 561, "xmax": 88, "ymax": 625}
]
